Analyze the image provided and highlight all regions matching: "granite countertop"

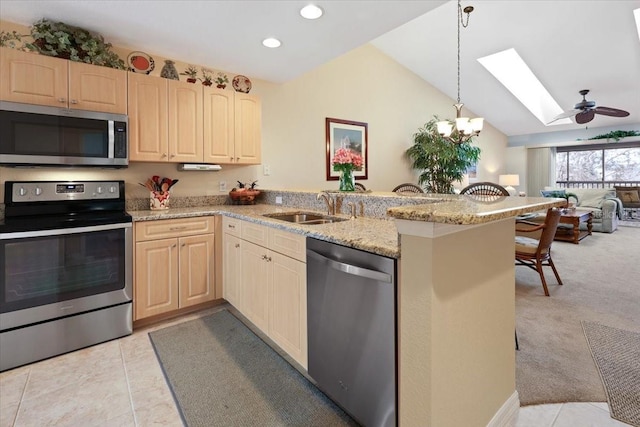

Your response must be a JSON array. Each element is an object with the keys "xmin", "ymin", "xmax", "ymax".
[
  {"xmin": 386, "ymin": 195, "xmax": 567, "ymax": 224},
  {"xmin": 128, "ymin": 195, "xmax": 566, "ymax": 259},
  {"xmin": 128, "ymin": 204, "xmax": 401, "ymax": 259}
]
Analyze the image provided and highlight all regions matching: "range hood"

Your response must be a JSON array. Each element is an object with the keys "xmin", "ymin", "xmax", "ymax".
[{"xmin": 178, "ymin": 164, "xmax": 222, "ymax": 171}]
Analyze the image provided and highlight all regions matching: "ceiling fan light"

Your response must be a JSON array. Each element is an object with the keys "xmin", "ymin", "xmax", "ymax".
[{"xmin": 437, "ymin": 121, "xmax": 453, "ymax": 137}]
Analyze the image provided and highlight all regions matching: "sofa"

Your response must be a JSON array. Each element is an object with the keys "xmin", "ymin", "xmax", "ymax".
[{"xmin": 542, "ymin": 187, "xmax": 623, "ymax": 233}]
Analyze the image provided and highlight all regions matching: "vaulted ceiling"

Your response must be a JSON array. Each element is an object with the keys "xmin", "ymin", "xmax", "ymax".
[{"xmin": 2, "ymin": 0, "xmax": 639, "ymax": 138}]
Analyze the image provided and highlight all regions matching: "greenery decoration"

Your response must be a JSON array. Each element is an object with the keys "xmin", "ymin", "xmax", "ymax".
[
  {"xmin": 405, "ymin": 117, "xmax": 481, "ymax": 194},
  {"xmin": 180, "ymin": 65, "xmax": 198, "ymax": 81},
  {"xmin": 589, "ymin": 130, "xmax": 640, "ymax": 142},
  {"xmin": 27, "ymin": 19, "xmax": 125, "ymax": 69},
  {"xmin": 0, "ymin": 30, "xmax": 24, "ymax": 49},
  {"xmin": 199, "ymin": 68, "xmax": 213, "ymax": 85}
]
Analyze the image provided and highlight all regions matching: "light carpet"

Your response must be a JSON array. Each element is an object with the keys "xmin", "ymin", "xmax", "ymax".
[
  {"xmin": 582, "ymin": 321, "xmax": 640, "ymax": 427},
  {"xmin": 149, "ymin": 309, "xmax": 357, "ymax": 427},
  {"xmin": 516, "ymin": 226, "xmax": 640, "ymax": 406}
]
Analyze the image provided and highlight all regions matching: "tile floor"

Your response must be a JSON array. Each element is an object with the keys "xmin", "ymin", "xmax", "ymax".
[{"xmin": 0, "ymin": 307, "xmax": 632, "ymax": 427}]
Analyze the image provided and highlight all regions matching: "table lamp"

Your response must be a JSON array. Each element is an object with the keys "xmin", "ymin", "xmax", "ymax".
[{"xmin": 498, "ymin": 174, "xmax": 519, "ymax": 196}]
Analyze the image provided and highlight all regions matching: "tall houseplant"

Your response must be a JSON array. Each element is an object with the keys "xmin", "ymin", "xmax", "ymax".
[{"xmin": 406, "ymin": 117, "xmax": 481, "ymax": 194}]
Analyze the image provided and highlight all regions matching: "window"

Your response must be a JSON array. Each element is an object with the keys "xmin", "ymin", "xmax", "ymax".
[{"xmin": 555, "ymin": 142, "xmax": 640, "ymax": 185}]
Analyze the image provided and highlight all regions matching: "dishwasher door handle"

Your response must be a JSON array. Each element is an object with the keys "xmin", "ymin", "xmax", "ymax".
[{"xmin": 307, "ymin": 249, "xmax": 393, "ymax": 283}]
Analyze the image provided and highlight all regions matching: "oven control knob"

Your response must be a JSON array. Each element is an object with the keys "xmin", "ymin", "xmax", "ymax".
[
  {"xmin": 18, "ymin": 187, "xmax": 27, "ymax": 196},
  {"xmin": 109, "ymin": 186, "xmax": 117, "ymax": 194},
  {"xmin": 96, "ymin": 186, "xmax": 104, "ymax": 194},
  {"xmin": 35, "ymin": 187, "xmax": 43, "ymax": 196}
]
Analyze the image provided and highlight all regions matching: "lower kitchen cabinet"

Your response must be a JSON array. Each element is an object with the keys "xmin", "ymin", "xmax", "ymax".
[
  {"xmin": 134, "ymin": 217, "xmax": 216, "ymax": 320},
  {"xmin": 222, "ymin": 217, "xmax": 308, "ymax": 368}
]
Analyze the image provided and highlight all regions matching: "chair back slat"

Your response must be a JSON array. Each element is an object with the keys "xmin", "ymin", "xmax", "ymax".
[{"xmin": 460, "ymin": 182, "xmax": 509, "ymax": 196}]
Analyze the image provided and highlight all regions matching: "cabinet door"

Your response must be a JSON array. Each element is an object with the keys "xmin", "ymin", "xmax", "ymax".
[
  {"xmin": 135, "ymin": 238, "xmax": 179, "ymax": 319},
  {"xmin": 270, "ymin": 252, "xmax": 308, "ymax": 369},
  {"xmin": 203, "ymin": 87, "xmax": 234, "ymax": 164},
  {"xmin": 179, "ymin": 233, "xmax": 215, "ymax": 308},
  {"xmin": 222, "ymin": 233, "xmax": 242, "ymax": 309},
  {"xmin": 169, "ymin": 80, "xmax": 203, "ymax": 163},
  {"xmin": 68, "ymin": 61, "xmax": 127, "ymax": 114},
  {"xmin": 0, "ymin": 47, "xmax": 68, "ymax": 107},
  {"xmin": 241, "ymin": 240, "xmax": 270, "ymax": 334},
  {"xmin": 234, "ymin": 93, "xmax": 261, "ymax": 164},
  {"xmin": 128, "ymin": 73, "xmax": 168, "ymax": 161}
]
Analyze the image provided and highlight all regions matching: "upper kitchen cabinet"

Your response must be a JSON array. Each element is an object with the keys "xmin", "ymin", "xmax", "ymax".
[
  {"xmin": 204, "ymin": 87, "xmax": 261, "ymax": 165},
  {"xmin": 128, "ymin": 73, "xmax": 203, "ymax": 163},
  {"xmin": 0, "ymin": 47, "xmax": 127, "ymax": 114}
]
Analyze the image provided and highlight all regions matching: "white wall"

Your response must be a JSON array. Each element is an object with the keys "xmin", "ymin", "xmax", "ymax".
[{"xmin": 258, "ymin": 44, "xmax": 508, "ymax": 192}]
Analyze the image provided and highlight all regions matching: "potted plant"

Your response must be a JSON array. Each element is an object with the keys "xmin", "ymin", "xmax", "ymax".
[
  {"xmin": 26, "ymin": 19, "xmax": 125, "ymax": 69},
  {"xmin": 405, "ymin": 117, "xmax": 481, "ymax": 194},
  {"xmin": 214, "ymin": 72, "xmax": 229, "ymax": 89},
  {"xmin": 180, "ymin": 65, "xmax": 198, "ymax": 83},
  {"xmin": 199, "ymin": 68, "xmax": 213, "ymax": 86}
]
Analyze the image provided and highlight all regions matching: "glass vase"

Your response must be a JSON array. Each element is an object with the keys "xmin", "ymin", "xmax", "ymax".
[{"xmin": 339, "ymin": 168, "xmax": 356, "ymax": 192}]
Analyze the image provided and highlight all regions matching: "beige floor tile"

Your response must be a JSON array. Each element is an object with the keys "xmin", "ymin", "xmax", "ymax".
[
  {"xmin": 516, "ymin": 403, "xmax": 562, "ymax": 427},
  {"xmin": 588, "ymin": 401, "xmax": 611, "ymax": 412},
  {"xmin": 95, "ymin": 410, "xmax": 136, "ymax": 427},
  {"xmin": 22, "ymin": 340, "xmax": 123, "ymax": 401},
  {"xmin": 553, "ymin": 402, "xmax": 632, "ymax": 427},
  {"xmin": 119, "ymin": 332, "xmax": 156, "ymax": 364},
  {"xmin": 124, "ymin": 357, "xmax": 174, "ymax": 410},
  {"xmin": 133, "ymin": 400, "xmax": 183, "ymax": 427},
  {"xmin": 0, "ymin": 403, "xmax": 20, "ymax": 427},
  {"xmin": 14, "ymin": 370, "xmax": 132, "ymax": 427},
  {"xmin": 0, "ymin": 370, "xmax": 29, "ymax": 410}
]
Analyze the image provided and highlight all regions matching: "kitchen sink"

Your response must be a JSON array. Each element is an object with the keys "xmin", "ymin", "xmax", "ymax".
[{"xmin": 263, "ymin": 212, "xmax": 349, "ymax": 225}]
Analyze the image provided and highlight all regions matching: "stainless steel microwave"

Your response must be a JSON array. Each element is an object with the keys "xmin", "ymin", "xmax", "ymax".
[{"xmin": 0, "ymin": 101, "xmax": 128, "ymax": 168}]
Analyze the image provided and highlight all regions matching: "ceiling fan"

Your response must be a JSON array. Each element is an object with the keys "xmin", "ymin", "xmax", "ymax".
[{"xmin": 549, "ymin": 89, "xmax": 630, "ymax": 125}]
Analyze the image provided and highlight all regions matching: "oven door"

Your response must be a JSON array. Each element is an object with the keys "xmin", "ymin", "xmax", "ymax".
[{"xmin": 0, "ymin": 222, "xmax": 132, "ymax": 331}]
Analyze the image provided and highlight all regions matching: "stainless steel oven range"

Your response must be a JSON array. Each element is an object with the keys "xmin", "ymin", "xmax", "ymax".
[{"xmin": 0, "ymin": 180, "xmax": 133, "ymax": 371}]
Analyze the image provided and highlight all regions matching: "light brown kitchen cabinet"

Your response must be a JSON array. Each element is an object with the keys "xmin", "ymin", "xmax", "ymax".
[
  {"xmin": 128, "ymin": 73, "xmax": 203, "ymax": 163},
  {"xmin": 204, "ymin": 88, "xmax": 261, "ymax": 165},
  {"xmin": 134, "ymin": 217, "xmax": 216, "ymax": 320},
  {"xmin": 0, "ymin": 47, "xmax": 127, "ymax": 114},
  {"xmin": 222, "ymin": 217, "xmax": 307, "ymax": 368}
]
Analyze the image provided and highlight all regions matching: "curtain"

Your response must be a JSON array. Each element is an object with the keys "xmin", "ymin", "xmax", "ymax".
[{"xmin": 527, "ymin": 147, "xmax": 556, "ymax": 195}]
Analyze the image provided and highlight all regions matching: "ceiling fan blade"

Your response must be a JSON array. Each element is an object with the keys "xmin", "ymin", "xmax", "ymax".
[
  {"xmin": 547, "ymin": 109, "xmax": 580, "ymax": 124},
  {"xmin": 594, "ymin": 106, "xmax": 630, "ymax": 117},
  {"xmin": 575, "ymin": 110, "xmax": 595, "ymax": 124}
]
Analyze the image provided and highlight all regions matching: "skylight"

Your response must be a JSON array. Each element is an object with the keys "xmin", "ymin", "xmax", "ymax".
[
  {"xmin": 477, "ymin": 48, "xmax": 571, "ymax": 126},
  {"xmin": 635, "ymin": 8, "xmax": 640, "ymax": 42}
]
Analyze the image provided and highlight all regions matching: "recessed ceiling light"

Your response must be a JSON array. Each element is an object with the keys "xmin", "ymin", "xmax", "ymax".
[
  {"xmin": 262, "ymin": 38, "xmax": 282, "ymax": 48},
  {"xmin": 478, "ymin": 48, "xmax": 571, "ymax": 126},
  {"xmin": 300, "ymin": 4, "xmax": 323, "ymax": 20}
]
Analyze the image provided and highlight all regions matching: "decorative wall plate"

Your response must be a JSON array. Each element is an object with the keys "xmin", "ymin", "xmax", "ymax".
[
  {"xmin": 232, "ymin": 75, "xmax": 252, "ymax": 93},
  {"xmin": 127, "ymin": 51, "xmax": 155, "ymax": 74}
]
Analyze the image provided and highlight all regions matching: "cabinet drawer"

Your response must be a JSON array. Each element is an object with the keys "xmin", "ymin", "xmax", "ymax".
[
  {"xmin": 241, "ymin": 221, "xmax": 269, "ymax": 247},
  {"xmin": 135, "ymin": 216, "xmax": 215, "ymax": 241},
  {"xmin": 269, "ymin": 228, "xmax": 306, "ymax": 262},
  {"xmin": 222, "ymin": 216, "xmax": 242, "ymax": 237}
]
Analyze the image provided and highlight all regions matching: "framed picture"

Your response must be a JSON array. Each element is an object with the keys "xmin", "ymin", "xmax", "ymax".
[{"xmin": 325, "ymin": 117, "xmax": 368, "ymax": 181}]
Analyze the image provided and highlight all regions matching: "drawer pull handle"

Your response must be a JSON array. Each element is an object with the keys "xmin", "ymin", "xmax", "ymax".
[
  {"xmin": 235, "ymin": 243, "xmax": 240, "ymax": 248},
  {"xmin": 228, "ymin": 224, "xmax": 236, "ymax": 229},
  {"xmin": 169, "ymin": 226, "xmax": 187, "ymax": 231},
  {"xmin": 181, "ymin": 243, "xmax": 186, "ymax": 247}
]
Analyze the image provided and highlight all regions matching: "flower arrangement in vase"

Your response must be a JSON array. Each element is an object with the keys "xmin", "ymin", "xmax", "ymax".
[
  {"xmin": 214, "ymin": 72, "xmax": 229, "ymax": 89},
  {"xmin": 180, "ymin": 65, "xmax": 198, "ymax": 83},
  {"xmin": 332, "ymin": 148, "xmax": 363, "ymax": 192}
]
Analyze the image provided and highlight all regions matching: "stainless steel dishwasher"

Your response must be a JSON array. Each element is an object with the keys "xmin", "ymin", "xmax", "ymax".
[{"xmin": 306, "ymin": 237, "xmax": 396, "ymax": 427}]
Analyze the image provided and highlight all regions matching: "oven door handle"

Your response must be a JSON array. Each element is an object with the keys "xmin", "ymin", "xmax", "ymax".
[{"xmin": 0, "ymin": 222, "xmax": 132, "ymax": 240}]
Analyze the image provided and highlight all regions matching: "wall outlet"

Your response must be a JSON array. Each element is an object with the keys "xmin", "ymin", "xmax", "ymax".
[
  {"xmin": 275, "ymin": 196, "xmax": 283, "ymax": 205},
  {"xmin": 219, "ymin": 181, "xmax": 227, "ymax": 192},
  {"xmin": 263, "ymin": 164, "xmax": 271, "ymax": 176}
]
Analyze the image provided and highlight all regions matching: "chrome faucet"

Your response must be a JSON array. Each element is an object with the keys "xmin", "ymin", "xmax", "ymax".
[{"xmin": 316, "ymin": 191, "xmax": 335, "ymax": 215}]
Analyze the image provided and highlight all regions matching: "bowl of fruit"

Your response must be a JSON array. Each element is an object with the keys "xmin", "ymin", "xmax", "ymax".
[{"xmin": 229, "ymin": 181, "xmax": 260, "ymax": 205}]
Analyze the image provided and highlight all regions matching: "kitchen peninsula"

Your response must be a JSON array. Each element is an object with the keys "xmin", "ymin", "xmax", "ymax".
[{"xmin": 129, "ymin": 190, "xmax": 564, "ymax": 427}]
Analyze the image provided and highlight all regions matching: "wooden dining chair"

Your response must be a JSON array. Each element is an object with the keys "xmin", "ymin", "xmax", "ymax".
[
  {"xmin": 515, "ymin": 208, "xmax": 563, "ymax": 296},
  {"xmin": 354, "ymin": 182, "xmax": 367, "ymax": 192},
  {"xmin": 392, "ymin": 183, "xmax": 424, "ymax": 193},
  {"xmin": 460, "ymin": 182, "xmax": 509, "ymax": 196}
]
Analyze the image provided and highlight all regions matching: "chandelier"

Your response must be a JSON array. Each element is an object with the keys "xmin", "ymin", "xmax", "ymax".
[{"xmin": 436, "ymin": 0, "xmax": 484, "ymax": 144}]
